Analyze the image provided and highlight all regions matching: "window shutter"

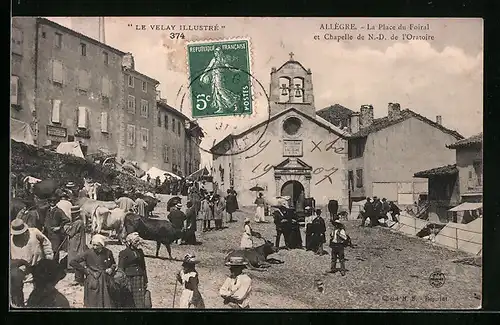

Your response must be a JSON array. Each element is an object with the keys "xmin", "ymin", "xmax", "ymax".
[
  {"xmin": 101, "ymin": 112, "xmax": 108, "ymax": 133},
  {"xmin": 78, "ymin": 106, "xmax": 87, "ymax": 128},
  {"xmin": 102, "ymin": 77, "xmax": 110, "ymax": 97},
  {"xmin": 10, "ymin": 76, "xmax": 19, "ymax": 105},
  {"xmin": 52, "ymin": 60, "xmax": 63, "ymax": 83},
  {"xmin": 145, "ymin": 129, "xmax": 149, "ymax": 148},
  {"xmin": 51, "ymin": 100, "xmax": 61, "ymax": 123}
]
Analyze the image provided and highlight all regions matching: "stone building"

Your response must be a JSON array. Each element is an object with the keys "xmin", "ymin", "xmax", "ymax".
[
  {"xmin": 319, "ymin": 103, "xmax": 464, "ymax": 206},
  {"xmin": 155, "ymin": 99, "xmax": 203, "ymax": 176},
  {"xmin": 11, "ymin": 17, "xmax": 127, "ymax": 156},
  {"xmin": 414, "ymin": 132, "xmax": 482, "ymax": 222},
  {"xmin": 211, "ymin": 54, "xmax": 350, "ymax": 208},
  {"xmin": 118, "ymin": 55, "xmax": 160, "ymax": 171}
]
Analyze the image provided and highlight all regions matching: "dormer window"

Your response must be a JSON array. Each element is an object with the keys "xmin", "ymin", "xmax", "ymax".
[
  {"xmin": 278, "ymin": 77, "xmax": 291, "ymax": 102},
  {"xmin": 291, "ymin": 77, "xmax": 304, "ymax": 103}
]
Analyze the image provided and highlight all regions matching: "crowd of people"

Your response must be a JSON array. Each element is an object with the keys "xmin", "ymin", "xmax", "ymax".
[{"xmin": 359, "ymin": 196, "xmax": 401, "ymax": 228}]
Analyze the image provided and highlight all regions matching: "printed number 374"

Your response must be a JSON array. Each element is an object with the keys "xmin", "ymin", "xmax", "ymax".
[{"xmin": 170, "ymin": 33, "xmax": 185, "ymax": 39}]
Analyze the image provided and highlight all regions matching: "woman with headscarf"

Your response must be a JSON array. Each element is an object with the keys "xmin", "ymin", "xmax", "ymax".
[
  {"xmin": 176, "ymin": 254, "xmax": 205, "ymax": 308},
  {"xmin": 118, "ymin": 232, "xmax": 149, "ymax": 308},
  {"xmin": 70, "ymin": 234, "xmax": 117, "ymax": 308}
]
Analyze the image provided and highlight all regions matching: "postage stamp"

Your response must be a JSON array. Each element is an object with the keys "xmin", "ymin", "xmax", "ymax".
[{"xmin": 186, "ymin": 39, "xmax": 253, "ymax": 118}]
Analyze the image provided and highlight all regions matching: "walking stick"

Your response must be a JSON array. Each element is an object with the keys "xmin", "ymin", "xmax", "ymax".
[{"xmin": 172, "ymin": 278, "xmax": 178, "ymax": 308}]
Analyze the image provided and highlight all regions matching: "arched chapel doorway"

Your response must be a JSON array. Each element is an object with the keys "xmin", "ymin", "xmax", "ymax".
[{"xmin": 281, "ymin": 180, "xmax": 305, "ymax": 209}]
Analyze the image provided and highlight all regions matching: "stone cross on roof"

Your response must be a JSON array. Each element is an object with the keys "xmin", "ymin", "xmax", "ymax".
[{"xmin": 289, "ymin": 52, "xmax": 294, "ymax": 61}]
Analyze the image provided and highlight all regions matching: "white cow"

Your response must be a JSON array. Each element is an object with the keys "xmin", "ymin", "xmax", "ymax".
[{"xmin": 91, "ymin": 207, "xmax": 127, "ymax": 242}]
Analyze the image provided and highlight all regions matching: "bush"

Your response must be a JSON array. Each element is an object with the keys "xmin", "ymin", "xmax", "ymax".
[{"xmin": 11, "ymin": 140, "xmax": 154, "ymax": 193}]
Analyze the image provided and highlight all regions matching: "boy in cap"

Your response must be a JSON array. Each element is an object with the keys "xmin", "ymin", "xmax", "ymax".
[
  {"xmin": 219, "ymin": 257, "xmax": 252, "ymax": 309},
  {"xmin": 45, "ymin": 194, "xmax": 71, "ymax": 261},
  {"xmin": 328, "ymin": 220, "xmax": 348, "ymax": 276}
]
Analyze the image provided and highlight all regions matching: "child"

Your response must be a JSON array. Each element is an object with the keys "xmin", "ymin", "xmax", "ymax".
[{"xmin": 328, "ymin": 220, "xmax": 348, "ymax": 276}]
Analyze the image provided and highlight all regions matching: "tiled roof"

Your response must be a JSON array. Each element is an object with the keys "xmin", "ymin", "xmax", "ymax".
[
  {"xmin": 414, "ymin": 164, "xmax": 458, "ymax": 178},
  {"xmin": 446, "ymin": 132, "xmax": 482, "ymax": 149},
  {"xmin": 316, "ymin": 104, "xmax": 354, "ymax": 125},
  {"xmin": 349, "ymin": 109, "xmax": 463, "ymax": 140}
]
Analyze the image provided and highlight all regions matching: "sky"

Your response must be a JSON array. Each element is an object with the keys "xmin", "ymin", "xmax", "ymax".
[{"xmin": 46, "ymin": 17, "xmax": 483, "ymax": 168}]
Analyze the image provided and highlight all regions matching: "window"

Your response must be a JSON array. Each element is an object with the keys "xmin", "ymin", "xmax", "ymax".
[
  {"xmin": 42, "ymin": 32, "xmax": 46, "ymax": 38},
  {"xmin": 51, "ymin": 100, "xmax": 62, "ymax": 123},
  {"xmin": 54, "ymin": 32, "xmax": 62, "ymax": 48},
  {"xmin": 157, "ymin": 112, "xmax": 162, "ymax": 127},
  {"xmin": 164, "ymin": 115, "xmax": 168, "ymax": 129},
  {"xmin": 102, "ymin": 76, "xmax": 111, "ymax": 98},
  {"xmin": 52, "ymin": 59, "xmax": 64, "ymax": 84},
  {"xmin": 172, "ymin": 118, "xmax": 176, "ymax": 133},
  {"xmin": 101, "ymin": 112, "xmax": 109, "ymax": 133},
  {"xmin": 80, "ymin": 43, "xmax": 87, "ymax": 56},
  {"xmin": 127, "ymin": 124, "xmax": 136, "ymax": 147},
  {"xmin": 348, "ymin": 170, "xmax": 354, "ymax": 191},
  {"xmin": 348, "ymin": 138, "xmax": 365, "ymax": 159},
  {"xmin": 141, "ymin": 128, "xmax": 149, "ymax": 148},
  {"xmin": 77, "ymin": 106, "xmax": 88, "ymax": 129},
  {"xmin": 11, "ymin": 75, "xmax": 19, "ymax": 106},
  {"xmin": 469, "ymin": 160, "xmax": 482, "ymax": 188},
  {"xmin": 172, "ymin": 148, "xmax": 176, "ymax": 164},
  {"xmin": 103, "ymin": 52, "xmax": 109, "ymax": 65},
  {"xmin": 164, "ymin": 146, "xmax": 169, "ymax": 163},
  {"xmin": 278, "ymin": 77, "xmax": 290, "ymax": 103},
  {"xmin": 11, "ymin": 27, "xmax": 23, "ymax": 55},
  {"xmin": 140, "ymin": 100, "xmax": 149, "ymax": 118},
  {"xmin": 283, "ymin": 117, "xmax": 302, "ymax": 135},
  {"xmin": 77, "ymin": 70, "xmax": 90, "ymax": 91},
  {"xmin": 177, "ymin": 120, "xmax": 181, "ymax": 136},
  {"xmin": 142, "ymin": 81, "xmax": 147, "ymax": 92},
  {"xmin": 355, "ymin": 169, "xmax": 363, "ymax": 188},
  {"xmin": 128, "ymin": 75, "xmax": 134, "ymax": 87},
  {"xmin": 291, "ymin": 77, "xmax": 304, "ymax": 103},
  {"xmin": 127, "ymin": 95, "xmax": 136, "ymax": 114}
]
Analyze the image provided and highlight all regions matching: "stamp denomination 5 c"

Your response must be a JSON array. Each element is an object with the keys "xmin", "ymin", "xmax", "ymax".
[{"xmin": 187, "ymin": 39, "xmax": 253, "ymax": 118}]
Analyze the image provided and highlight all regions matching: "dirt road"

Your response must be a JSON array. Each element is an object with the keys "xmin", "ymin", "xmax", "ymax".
[{"xmin": 23, "ymin": 202, "xmax": 481, "ymax": 309}]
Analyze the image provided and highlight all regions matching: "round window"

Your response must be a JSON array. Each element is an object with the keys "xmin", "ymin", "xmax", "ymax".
[{"xmin": 283, "ymin": 117, "xmax": 302, "ymax": 135}]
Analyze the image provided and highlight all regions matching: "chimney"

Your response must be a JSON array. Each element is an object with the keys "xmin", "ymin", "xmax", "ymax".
[
  {"xmin": 155, "ymin": 90, "xmax": 161, "ymax": 100},
  {"xmin": 436, "ymin": 115, "xmax": 442, "ymax": 125},
  {"xmin": 122, "ymin": 52, "xmax": 135, "ymax": 70},
  {"xmin": 388, "ymin": 102, "xmax": 401, "ymax": 120},
  {"xmin": 360, "ymin": 105, "xmax": 374, "ymax": 128},
  {"xmin": 350, "ymin": 112, "xmax": 360, "ymax": 133}
]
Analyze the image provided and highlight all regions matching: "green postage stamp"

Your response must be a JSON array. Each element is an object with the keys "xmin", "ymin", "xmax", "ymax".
[{"xmin": 187, "ymin": 39, "xmax": 253, "ymax": 118}]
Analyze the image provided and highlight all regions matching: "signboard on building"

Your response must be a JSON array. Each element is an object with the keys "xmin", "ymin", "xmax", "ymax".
[
  {"xmin": 46, "ymin": 125, "xmax": 67, "ymax": 138},
  {"xmin": 283, "ymin": 140, "xmax": 303, "ymax": 157}
]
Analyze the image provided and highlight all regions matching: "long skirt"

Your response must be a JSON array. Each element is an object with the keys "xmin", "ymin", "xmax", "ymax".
[
  {"xmin": 254, "ymin": 206, "xmax": 265, "ymax": 222},
  {"xmin": 127, "ymin": 275, "xmax": 146, "ymax": 308},
  {"xmin": 179, "ymin": 289, "xmax": 205, "ymax": 308},
  {"xmin": 84, "ymin": 272, "xmax": 115, "ymax": 308}
]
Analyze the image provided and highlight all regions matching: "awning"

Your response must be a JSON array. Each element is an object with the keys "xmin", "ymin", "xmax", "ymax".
[
  {"xmin": 187, "ymin": 167, "xmax": 209, "ymax": 180},
  {"xmin": 56, "ymin": 142, "xmax": 85, "ymax": 158},
  {"xmin": 10, "ymin": 118, "xmax": 35, "ymax": 145},
  {"xmin": 448, "ymin": 202, "xmax": 482, "ymax": 212},
  {"xmin": 414, "ymin": 164, "xmax": 458, "ymax": 178}
]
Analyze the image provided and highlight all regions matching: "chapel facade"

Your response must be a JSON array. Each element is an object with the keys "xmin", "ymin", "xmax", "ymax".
[{"xmin": 211, "ymin": 54, "xmax": 350, "ymax": 209}]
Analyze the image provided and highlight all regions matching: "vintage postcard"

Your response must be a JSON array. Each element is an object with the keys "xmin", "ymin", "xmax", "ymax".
[{"xmin": 10, "ymin": 17, "xmax": 482, "ymax": 310}]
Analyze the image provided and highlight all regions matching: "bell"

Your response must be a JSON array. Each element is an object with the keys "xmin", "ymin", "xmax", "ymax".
[
  {"xmin": 281, "ymin": 88, "xmax": 288, "ymax": 96},
  {"xmin": 295, "ymin": 89, "xmax": 302, "ymax": 97}
]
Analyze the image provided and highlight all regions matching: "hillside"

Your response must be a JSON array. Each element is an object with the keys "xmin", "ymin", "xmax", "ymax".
[{"xmin": 10, "ymin": 140, "xmax": 154, "ymax": 194}]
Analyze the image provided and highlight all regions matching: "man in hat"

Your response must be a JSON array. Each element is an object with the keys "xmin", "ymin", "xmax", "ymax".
[
  {"xmin": 372, "ymin": 196, "xmax": 382, "ymax": 227},
  {"xmin": 272, "ymin": 201, "xmax": 291, "ymax": 250},
  {"xmin": 219, "ymin": 257, "xmax": 252, "ymax": 309},
  {"xmin": 168, "ymin": 203, "xmax": 187, "ymax": 244},
  {"xmin": 183, "ymin": 201, "xmax": 198, "ymax": 245},
  {"xmin": 56, "ymin": 190, "xmax": 73, "ymax": 220},
  {"xmin": 10, "ymin": 219, "xmax": 54, "ymax": 305},
  {"xmin": 65, "ymin": 181, "xmax": 77, "ymax": 199},
  {"xmin": 44, "ymin": 194, "xmax": 71, "ymax": 261},
  {"xmin": 26, "ymin": 259, "xmax": 70, "ymax": 308},
  {"xmin": 65, "ymin": 206, "xmax": 87, "ymax": 286},
  {"xmin": 328, "ymin": 220, "xmax": 348, "ymax": 276},
  {"xmin": 361, "ymin": 198, "xmax": 374, "ymax": 227}
]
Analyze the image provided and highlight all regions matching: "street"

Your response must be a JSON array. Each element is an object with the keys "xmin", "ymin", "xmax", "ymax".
[{"xmin": 23, "ymin": 198, "xmax": 481, "ymax": 309}]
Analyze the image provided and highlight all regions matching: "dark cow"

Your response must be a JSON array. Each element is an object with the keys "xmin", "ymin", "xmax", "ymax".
[
  {"xmin": 142, "ymin": 195, "xmax": 159, "ymax": 217},
  {"xmin": 123, "ymin": 213, "xmax": 182, "ymax": 259},
  {"xmin": 224, "ymin": 240, "xmax": 281, "ymax": 270},
  {"xmin": 167, "ymin": 196, "xmax": 182, "ymax": 212}
]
